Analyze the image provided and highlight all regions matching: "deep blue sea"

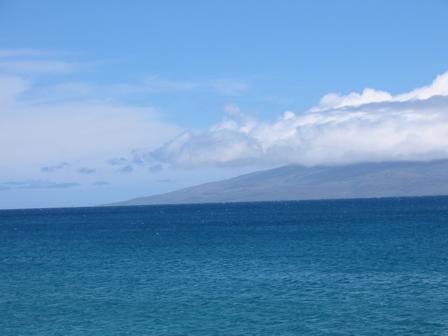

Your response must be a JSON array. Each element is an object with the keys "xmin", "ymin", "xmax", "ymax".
[{"xmin": 1, "ymin": 197, "xmax": 448, "ymax": 335}]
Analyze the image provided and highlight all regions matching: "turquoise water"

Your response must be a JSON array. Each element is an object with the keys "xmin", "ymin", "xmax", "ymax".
[{"xmin": 1, "ymin": 197, "xmax": 448, "ymax": 335}]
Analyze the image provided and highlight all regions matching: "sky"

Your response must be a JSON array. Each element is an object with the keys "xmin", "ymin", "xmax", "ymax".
[{"xmin": 1, "ymin": 0, "xmax": 448, "ymax": 209}]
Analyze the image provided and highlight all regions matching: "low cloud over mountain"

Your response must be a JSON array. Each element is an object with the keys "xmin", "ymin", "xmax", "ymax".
[{"xmin": 152, "ymin": 72, "xmax": 448, "ymax": 168}]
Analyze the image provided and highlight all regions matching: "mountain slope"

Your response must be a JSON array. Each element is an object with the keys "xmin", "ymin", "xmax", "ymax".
[{"xmin": 109, "ymin": 160, "xmax": 448, "ymax": 206}]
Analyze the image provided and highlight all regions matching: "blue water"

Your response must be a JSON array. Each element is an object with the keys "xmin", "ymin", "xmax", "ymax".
[{"xmin": 1, "ymin": 197, "xmax": 448, "ymax": 335}]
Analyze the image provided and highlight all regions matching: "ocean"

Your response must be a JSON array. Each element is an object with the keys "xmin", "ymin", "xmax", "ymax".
[{"xmin": 1, "ymin": 197, "xmax": 448, "ymax": 335}]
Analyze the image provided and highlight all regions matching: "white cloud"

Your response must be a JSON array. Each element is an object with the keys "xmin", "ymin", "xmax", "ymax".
[
  {"xmin": 396, "ymin": 72, "xmax": 448, "ymax": 101},
  {"xmin": 152, "ymin": 71, "xmax": 448, "ymax": 168},
  {"xmin": 315, "ymin": 71, "xmax": 448, "ymax": 110},
  {"xmin": 317, "ymin": 88, "xmax": 392, "ymax": 110}
]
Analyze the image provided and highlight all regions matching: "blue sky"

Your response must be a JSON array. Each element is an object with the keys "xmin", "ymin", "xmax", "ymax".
[{"xmin": 1, "ymin": 0, "xmax": 448, "ymax": 208}]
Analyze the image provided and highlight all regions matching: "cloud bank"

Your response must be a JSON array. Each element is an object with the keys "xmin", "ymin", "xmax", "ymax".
[{"xmin": 152, "ymin": 71, "xmax": 448, "ymax": 167}]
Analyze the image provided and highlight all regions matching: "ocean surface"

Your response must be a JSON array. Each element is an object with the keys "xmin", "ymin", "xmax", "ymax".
[{"xmin": 1, "ymin": 197, "xmax": 448, "ymax": 335}]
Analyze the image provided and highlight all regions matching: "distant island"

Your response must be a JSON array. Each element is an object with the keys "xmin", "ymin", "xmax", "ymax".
[{"xmin": 108, "ymin": 160, "xmax": 448, "ymax": 206}]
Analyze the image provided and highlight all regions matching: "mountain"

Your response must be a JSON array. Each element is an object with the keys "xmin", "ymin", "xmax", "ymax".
[{"xmin": 109, "ymin": 160, "xmax": 448, "ymax": 206}]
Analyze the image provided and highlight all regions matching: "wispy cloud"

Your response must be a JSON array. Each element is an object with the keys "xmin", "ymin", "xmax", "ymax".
[
  {"xmin": 117, "ymin": 165, "xmax": 133, "ymax": 174},
  {"xmin": 0, "ymin": 60, "xmax": 74, "ymax": 74},
  {"xmin": 26, "ymin": 76, "xmax": 250, "ymax": 104},
  {"xmin": 0, "ymin": 49, "xmax": 48, "ymax": 57},
  {"xmin": 0, "ymin": 49, "xmax": 74, "ymax": 74},
  {"xmin": 0, "ymin": 74, "xmax": 181, "ymax": 167},
  {"xmin": 0, "ymin": 75, "xmax": 29, "ymax": 107},
  {"xmin": 106, "ymin": 151, "xmax": 156, "ymax": 174},
  {"xmin": 0, "ymin": 180, "xmax": 80, "ymax": 191},
  {"xmin": 41, "ymin": 162, "xmax": 69, "ymax": 173},
  {"xmin": 141, "ymin": 76, "xmax": 249, "ymax": 95},
  {"xmin": 77, "ymin": 167, "xmax": 96, "ymax": 174},
  {"xmin": 93, "ymin": 181, "xmax": 109, "ymax": 187},
  {"xmin": 148, "ymin": 164, "xmax": 163, "ymax": 173},
  {"xmin": 108, "ymin": 157, "xmax": 128, "ymax": 166}
]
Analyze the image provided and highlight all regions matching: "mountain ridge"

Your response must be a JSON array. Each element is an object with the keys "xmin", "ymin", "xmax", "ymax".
[{"xmin": 108, "ymin": 159, "xmax": 448, "ymax": 206}]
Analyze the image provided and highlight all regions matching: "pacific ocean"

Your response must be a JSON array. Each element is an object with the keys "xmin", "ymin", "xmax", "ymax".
[{"xmin": 1, "ymin": 197, "xmax": 448, "ymax": 335}]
